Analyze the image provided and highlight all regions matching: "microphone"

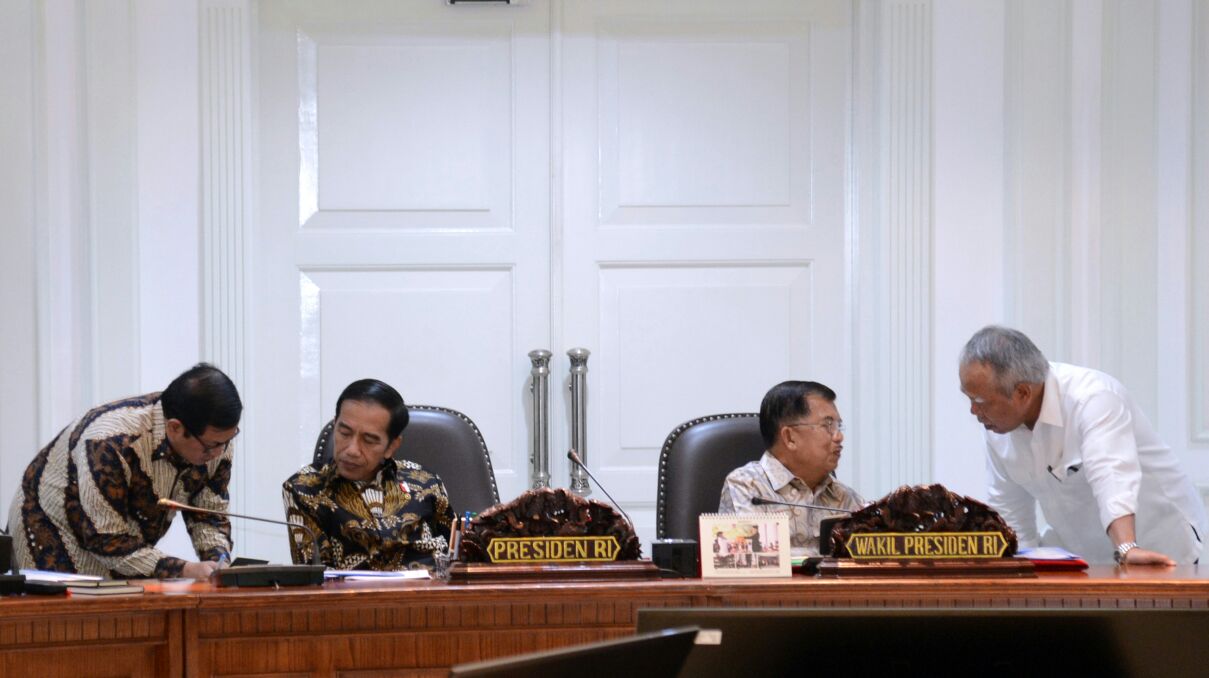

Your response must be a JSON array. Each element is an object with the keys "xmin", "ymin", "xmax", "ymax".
[
  {"xmin": 566, "ymin": 450, "xmax": 635, "ymax": 530},
  {"xmin": 750, "ymin": 496, "xmax": 854, "ymax": 514},
  {"xmin": 750, "ymin": 497, "xmax": 853, "ymax": 557},
  {"xmin": 158, "ymin": 498, "xmax": 325, "ymax": 586}
]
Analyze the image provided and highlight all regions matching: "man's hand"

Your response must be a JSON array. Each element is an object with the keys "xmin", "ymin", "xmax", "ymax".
[
  {"xmin": 1107, "ymin": 515, "xmax": 1176, "ymax": 566},
  {"xmin": 1122, "ymin": 547, "xmax": 1176, "ymax": 567},
  {"xmin": 180, "ymin": 560, "xmax": 221, "ymax": 579}
]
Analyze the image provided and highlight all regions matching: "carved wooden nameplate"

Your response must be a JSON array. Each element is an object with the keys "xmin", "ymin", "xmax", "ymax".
[
  {"xmin": 819, "ymin": 484, "xmax": 1035, "ymax": 578},
  {"xmin": 845, "ymin": 531, "xmax": 1010, "ymax": 560},
  {"xmin": 453, "ymin": 488, "xmax": 653, "ymax": 582}
]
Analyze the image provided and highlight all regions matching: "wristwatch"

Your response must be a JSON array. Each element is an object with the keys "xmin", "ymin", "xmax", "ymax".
[{"xmin": 1114, "ymin": 541, "xmax": 1139, "ymax": 564}]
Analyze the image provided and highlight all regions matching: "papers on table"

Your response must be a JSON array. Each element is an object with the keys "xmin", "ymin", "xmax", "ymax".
[
  {"xmin": 1016, "ymin": 547, "xmax": 1081, "ymax": 561},
  {"xmin": 21, "ymin": 569, "xmax": 104, "ymax": 582},
  {"xmin": 1016, "ymin": 547, "xmax": 1089, "ymax": 571},
  {"xmin": 323, "ymin": 569, "xmax": 431, "ymax": 581}
]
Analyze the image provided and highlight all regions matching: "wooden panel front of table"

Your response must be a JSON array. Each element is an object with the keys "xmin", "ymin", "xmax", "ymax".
[{"xmin": 2, "ymin": 566, "xmax": 1207, "ymax": 677}]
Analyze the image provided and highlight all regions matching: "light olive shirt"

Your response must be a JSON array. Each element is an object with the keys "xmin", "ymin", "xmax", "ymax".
[{"xmin": 719, "ymin": 451, "xmax": 863, "ymax": 555}]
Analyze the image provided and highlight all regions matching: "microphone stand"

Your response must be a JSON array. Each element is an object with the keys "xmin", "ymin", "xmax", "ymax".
[
  {"xmin": 159, "ymin": 498, "xmax": 325, "ymax": 587},
  {"xmin": 565, "ymin": 450, "xmax": 635, "ymax": 530},
  {"xmin": 749, "ymin": 497, "xmax": 853, "ymax": 557},
  {"xmin": 750, "ymin": 497, "xmax": 854, "ymax": 514}
]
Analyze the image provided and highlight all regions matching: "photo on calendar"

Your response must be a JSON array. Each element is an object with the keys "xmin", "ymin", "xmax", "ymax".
[{"xmin": 698, "ymin": 512, "xmax": 792, "ymax": 578}]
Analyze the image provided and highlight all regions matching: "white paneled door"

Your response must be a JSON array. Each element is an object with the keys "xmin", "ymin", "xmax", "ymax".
[
  {"xmin": 559, "ymin": 0, "xmax": 852, "ymax": 541},
  {"xmin": 244, "ymin": 0, "xmax": 850, "ymax": 557}
]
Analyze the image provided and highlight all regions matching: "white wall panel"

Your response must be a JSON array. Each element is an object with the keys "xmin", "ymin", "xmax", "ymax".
[
  {"xmin": 928, "ymin": 0, "xmax": 1005, "ymax": 499},
  {"xmin": 598, "ymin": 20, "xmax": 811, "ymax": 227},
  {"xmin": 85, "ymin": 0, "xmax": 140, "ymax": 404},
  {"xmin": 599, "ymin": 265, "xmax": 812, "ymax": 465},
  {"xmin": 855, "ymin": 0, "xmax": 936, "ymax": 496},
  {"xmin": 1193, "ymin": 0, "xmax": 1209, "ymax": 444},
  {"xmin": 299, "ymin": 25, "xmax": 512, "ymax": 228},
  {"xmin": 1004, "ymin": 0, "xmax": 1071, "ymax": 360},
  {"xmin": 0, "ymin": 0, "xmax": 40, "ymax": 517},
  {"xmin": 40, "ymin": 1, "xmax": 93, "ymax": 435},
  {"xmin": 1100, "ymin": 0, "xmax": 1159, "ymax": 417},
  {"xmin": 200, "ymin": 1, "xmax": 252, "ymax": 552},
  {"xmin": 298, "ymin": 268, "xmax": 516, "ymax": 477}
]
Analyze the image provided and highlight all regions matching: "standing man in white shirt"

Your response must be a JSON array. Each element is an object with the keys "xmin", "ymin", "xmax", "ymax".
[{"xmin": 958, "ymin": 326, "xmax": 1206, "ymax": 565}]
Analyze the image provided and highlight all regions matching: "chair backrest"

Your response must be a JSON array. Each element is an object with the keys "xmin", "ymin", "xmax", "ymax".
[
  {"xmin": 312, "ymin": 405, "xmax": 500, "ymax": 514},
  {"xmin": 656, "ymin": 413, "xmax": 765, "ymax": 540}
]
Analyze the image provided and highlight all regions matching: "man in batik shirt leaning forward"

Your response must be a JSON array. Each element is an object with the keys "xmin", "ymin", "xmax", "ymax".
[{"xmin": 9, "ymin": 363, "xmax": 241, "ymax": 579}]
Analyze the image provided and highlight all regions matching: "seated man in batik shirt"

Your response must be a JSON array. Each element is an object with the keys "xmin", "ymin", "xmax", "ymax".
[
  {"xmin": 719, "ymin": 380, "xmax": 864, "ymax": 555},
  {"xmin": 282, "ymin": 379, "xmax": 454, "ymax": 570}
]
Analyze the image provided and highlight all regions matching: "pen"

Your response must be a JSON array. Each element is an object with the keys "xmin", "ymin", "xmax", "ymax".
[{"xmin": 449, "ymin": 516, "xmax": 462, "ymax": 560}]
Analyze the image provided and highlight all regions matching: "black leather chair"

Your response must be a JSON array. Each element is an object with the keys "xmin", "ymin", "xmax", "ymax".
[
  {"xmin": 312, "ymin": 405, "xmax": 501, "ymax": 514},
  {"xmin": 655, "ymin": 413, "xmax": 765, "ymax": 540}
]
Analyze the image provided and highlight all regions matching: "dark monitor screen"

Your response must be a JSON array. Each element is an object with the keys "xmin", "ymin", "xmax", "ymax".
[
  {"xmin": 638, "ymin": 608, "xmax": 1209, "ymax": 678},
  {"xmin": 449, "ymin": 626, "xmax": 699, "ymax": 678}
]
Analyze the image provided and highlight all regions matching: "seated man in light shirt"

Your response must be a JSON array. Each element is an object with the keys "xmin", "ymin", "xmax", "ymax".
[
  {"xmin": 959, "ymin": 325, "xmax": 1206, "ymax": 565},
  {"xmin": 719, "ymin": 381, "xmax": 864, "ymax": 555}
]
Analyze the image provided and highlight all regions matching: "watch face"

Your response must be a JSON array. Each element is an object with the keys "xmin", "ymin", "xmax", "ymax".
[{"xmin": 1114, "ymin": 542, "xmax": 1137, "ymax": 564}]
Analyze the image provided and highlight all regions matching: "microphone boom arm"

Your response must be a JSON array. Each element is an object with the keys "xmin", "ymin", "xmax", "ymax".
[
  {"xmin": 750, "ymin": 496, "xmax": 854, "ymax": 514},
  {"xmin": 565, "ymin": 450, "xmax": 635, "ymax": 530},
  {"xmin": 158, "ymin": 498, "xmax": 323, "ymax": 567}
]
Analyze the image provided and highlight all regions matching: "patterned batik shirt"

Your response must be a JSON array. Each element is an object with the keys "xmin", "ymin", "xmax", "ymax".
[
  {"xmin": 282, "ymin": 458, "xmax": 454, "ymax": 571},
  {"xmin": 7, "ymin": 393, "xmax": 233, "ymax": 578},
  {"xmin": 719, "ymin": 451, "xmax": 864, "ymax": 555}
]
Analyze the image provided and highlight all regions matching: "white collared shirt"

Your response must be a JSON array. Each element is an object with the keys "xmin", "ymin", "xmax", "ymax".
[{"xmin": 984, "ymin": 362, "xmax": 1206, "ymax": 563}]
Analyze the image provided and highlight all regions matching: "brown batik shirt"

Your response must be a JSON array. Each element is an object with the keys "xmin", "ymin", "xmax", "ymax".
[
  {"xmin": 719, "ymin": 451, "xmax": 864, "ymax": 555},
  {"xmin": 7, "ymin": 393, "xmax": 233, "ymax": 578}
]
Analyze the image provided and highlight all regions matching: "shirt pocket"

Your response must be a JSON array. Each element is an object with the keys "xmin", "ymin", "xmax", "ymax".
[{"xmin": 1049, "ymin": 458, "xmax": 1094, "ymax": 505}]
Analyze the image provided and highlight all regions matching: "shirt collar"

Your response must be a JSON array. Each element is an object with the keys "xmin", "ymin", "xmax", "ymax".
[
  {"xmin": 760, "ymin": 451, "xmax": 832, "ymax": 495},
  {"xmin": 150, "ymin": 399, "xmax": 185, "ymax": 465},
  {"xmin": 1035, "ymin": 365, "xmax": 1064, "ymax": 429},
  {"xmin": 323, "ymin": 458, "xmax": 397, "ymax": 489}
]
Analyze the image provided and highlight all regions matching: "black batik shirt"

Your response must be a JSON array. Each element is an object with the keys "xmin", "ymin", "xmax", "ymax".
[{"xmin": 282, "ymin": 458, "xmax": 453, "ymax": 570}]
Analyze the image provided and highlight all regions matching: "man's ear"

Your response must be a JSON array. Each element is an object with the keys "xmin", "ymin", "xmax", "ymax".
[
  {"xmin": 779, "ymin": 425, "xmax": 796, "ymax": 449},
  {"xmin": 383, "ymin": 435, "xmax": 402, "ymax": 460},
  {"xmin": 166, "ymin": 418, "xmax": 185, "ymax": 436},
  {"xmin": 1013, "ymin": 382, "xmax": 1034, "ymax": 403}
]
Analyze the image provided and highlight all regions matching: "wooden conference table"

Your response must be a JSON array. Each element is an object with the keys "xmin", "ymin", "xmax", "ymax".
[{"xmin": 2, "ymin": 565, "xmax": 1208, "ymax": 677}]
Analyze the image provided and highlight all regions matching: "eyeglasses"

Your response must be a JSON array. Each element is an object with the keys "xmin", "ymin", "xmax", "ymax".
[
  {"xmin": 786, "ymin": 420, "xmax": 845, "ymax": 436},
  {"xmin": 192, "ymin": 429, "xmax": 240, "ymax": 454}
]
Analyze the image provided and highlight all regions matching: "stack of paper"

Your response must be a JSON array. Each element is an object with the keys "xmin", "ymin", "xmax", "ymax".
[
  {"xmin": 322, "ymin": 569, "xmax": 431, "ymax": 581},
  {"xmin": 66, "ymin": 580, "xmax": 145, "ymax": 596},
  {"xmin": 1016, "ymin": 547, "xmax": 1089, "ymax": 571},
  {"xmin": 20, "ymin": 569, "xmax": 103, "ymax": 583},
  {"xmin": 20, "ymin": 569, "xmax": 145, "ymax": 596}
]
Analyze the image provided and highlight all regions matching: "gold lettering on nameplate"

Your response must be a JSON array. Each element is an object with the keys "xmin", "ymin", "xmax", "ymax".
[
  {"xmin": 845, "ymin": 532, "xmax": 1009, "ymax": 560},
  {"xmin": 486, "ymin": 536, "xmax": 622, "ymax": 563}
]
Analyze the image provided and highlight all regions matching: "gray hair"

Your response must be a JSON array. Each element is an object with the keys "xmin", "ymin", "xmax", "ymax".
[{"xmin": 959, "ymin": 326, "xmax": 1049, "ymax": 394}]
